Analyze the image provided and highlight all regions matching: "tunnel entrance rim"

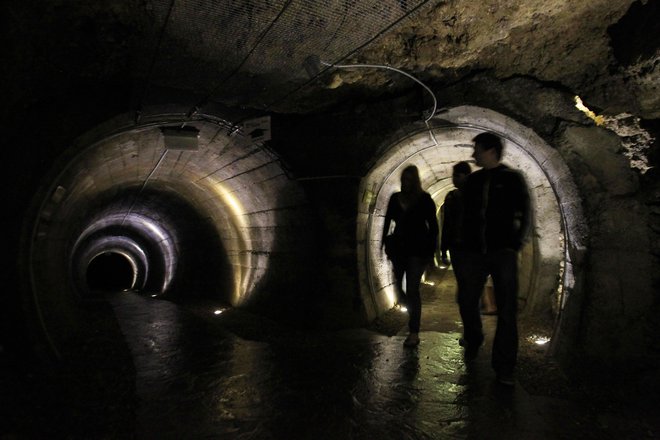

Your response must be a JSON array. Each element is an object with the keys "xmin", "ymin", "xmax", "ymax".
[
  {"xmin": 359, "ymin": 106, "xmax": 587, "ymax": 354},
  {"xmin": 364, "ymin": 125, "xmax": 542, "ymax": 305}
]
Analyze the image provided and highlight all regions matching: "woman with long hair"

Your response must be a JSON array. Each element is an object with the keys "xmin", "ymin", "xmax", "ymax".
[{"xmin": 382, "ymin": 165, "xmax": 439, "ymax": 347}]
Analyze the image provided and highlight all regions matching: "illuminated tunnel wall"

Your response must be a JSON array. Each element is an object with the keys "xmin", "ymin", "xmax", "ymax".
[
  {"xmin": 24, "ymin": 111, "xmax": 313, "ymax": 355},
  {"xmin": 358, "ymin": 106, "xmax": 587, "ymax": 339}
]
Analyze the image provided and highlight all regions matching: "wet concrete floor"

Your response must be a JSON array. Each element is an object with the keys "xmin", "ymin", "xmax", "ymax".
[
  {"xmin": 103, "ymin": 267, "xmax": 657, "ymax": 439},
  {"xmin": 2, "ymin": 267, "xmax": 659, "ymax": 438}
]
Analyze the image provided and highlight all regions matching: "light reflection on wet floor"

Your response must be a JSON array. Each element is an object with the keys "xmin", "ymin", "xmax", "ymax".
[{"xmin": 108, "ymin": 268, "xmax": 596, "ymax": 439}]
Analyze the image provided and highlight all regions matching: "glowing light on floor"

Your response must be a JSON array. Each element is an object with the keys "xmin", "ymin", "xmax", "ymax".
[
  {"xmin": 527, "ymin": 335, "xmax": 550, "ymax": 345},
  {"xmin": 214, "ymin": 309, "xmax": 224, "ymax": 315}
]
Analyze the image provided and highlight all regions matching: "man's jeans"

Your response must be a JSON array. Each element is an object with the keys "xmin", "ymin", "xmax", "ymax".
[{"xmin": 458, "ymin": 249, "xmax": 519, "ymax": 374}]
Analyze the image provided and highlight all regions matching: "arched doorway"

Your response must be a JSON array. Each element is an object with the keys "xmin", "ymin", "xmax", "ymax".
[{"xmin": 357, "ymin": 106, "xmax": 586, "ymax": 349}]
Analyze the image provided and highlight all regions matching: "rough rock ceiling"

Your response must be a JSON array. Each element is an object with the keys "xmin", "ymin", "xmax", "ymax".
[{"xmin": 5, "ymin": 0, "xmax": 659, "ymax": 117}]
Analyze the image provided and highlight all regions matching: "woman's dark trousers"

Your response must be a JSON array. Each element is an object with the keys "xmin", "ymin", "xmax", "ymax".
[{"xmin": 393, "ymin": 255, "xmax": 428, "ymax": 333}]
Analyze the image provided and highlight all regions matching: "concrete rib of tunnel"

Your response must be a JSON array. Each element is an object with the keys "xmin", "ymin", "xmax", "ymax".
[
  {"xmin": 357, "ymin": 105, "xmax": 587, "ymax": 351},
  {"xmin": 23, "ymin": 112, "xmax": 313, "ymax": 356}
]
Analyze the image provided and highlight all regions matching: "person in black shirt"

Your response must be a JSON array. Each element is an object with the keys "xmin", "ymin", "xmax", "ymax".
[
  {"xmin": 460, "ymin": 132, "xmax": 531, "ymax": 386},
  {"xmin": 440, "ymin": 161, "xmax": 472, "ymax": 266},
  {"xmin": 382, "ymin": 165, "xmax": 439, "ymax": 347},
  {"xmin": 440, "ymin": 161, "xmax": 472, "ymax": 315},
  {"xmin": 441, "ymin": 161, "xmax": 498, "ymax": 315}
]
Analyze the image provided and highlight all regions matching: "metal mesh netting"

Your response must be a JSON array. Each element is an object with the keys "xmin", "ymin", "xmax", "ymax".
[{"xmin": 135, "ymin": 0, "xmax": 435, "ymax": 110}]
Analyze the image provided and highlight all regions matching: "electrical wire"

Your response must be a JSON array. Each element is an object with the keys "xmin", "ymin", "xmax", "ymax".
[
  {"xmin": 120, "ymin": 149, "xmax": 169, "ymax": 226},
  {"xmin": 136, "ymin": 0, "xmax": 177, "ymax": 124},
  {"xmin": 222, "ymin": 0, "xmax": 438, "ymax": 139},
  {"xmin": 264, "ymin": 0, "xmax": 436, "ymax": 111},
  {"xmin": 319, "ymin": 60, "xmax": 437, "ymax": 123},
  {"xmin": 318, "ymin": 59, "xmax": 439, "ymax": 145},
  {"xmin": 183, "ymin": 0, "xmax": 296, "ymax": 122},
  {"xmin": 140, "ymin": 1, "xmax": 439, "ymax": 150}
]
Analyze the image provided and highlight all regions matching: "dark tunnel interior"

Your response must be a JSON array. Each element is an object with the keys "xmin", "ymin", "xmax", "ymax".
[
  {"xmin": 86, "ymin": 252, "xmax": 135, "ymax": 293},
  {"xmin": 70, "ymin": 183, "xmax": 236, "ymax": 302}
]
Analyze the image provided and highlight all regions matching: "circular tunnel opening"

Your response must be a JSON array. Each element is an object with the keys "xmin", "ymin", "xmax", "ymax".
[
  {"xmin": 69, "ymin": 184, "xmax": 236, "ymax": 302},
  {"xmin": 358, "ymin": 106, "xmax": 586, "ymax": 351},
  {"xmin": 22, "ymin": 113, "xmax": 314, "ymax": 357},
  {"xmin": 86, "ymin": 251, "xmax": 136, "ymax": 292}
]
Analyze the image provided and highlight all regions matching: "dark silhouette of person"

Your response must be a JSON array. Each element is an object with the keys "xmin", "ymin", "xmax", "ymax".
[
  {"xmin": 382, "ymin": 165, "xmax": 439, "ymax": 347},
  {"xmin": 439, "ymin": 161, "xmax": 478, "ymax": 314},
  {"xmin": 441, "ymin": 161, "xmax": 498, "ymax": 315},
  {"xmin": 459, "ymin": 132, "xmax": 531, "ymax": 386},
  {"xmin": 440, "ymin": 161, "xmax": 472, "ymax": 267}
]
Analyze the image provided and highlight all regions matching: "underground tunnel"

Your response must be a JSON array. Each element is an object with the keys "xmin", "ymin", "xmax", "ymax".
[
  {"xmin": 2, "ymin": 0, "xmax": 659, "ymax": 437},
  {"xmin": 5, "ymin": 0, "xmax": 656, "ymax": 366},
  {"xmin": 24, "ymin": 113, "xmax": 315, "ymax": 357}
]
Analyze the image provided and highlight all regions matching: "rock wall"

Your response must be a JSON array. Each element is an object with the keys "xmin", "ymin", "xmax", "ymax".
[{"xmin": 557, "ymin": 125, "xmax": 656, "ymax": 365}]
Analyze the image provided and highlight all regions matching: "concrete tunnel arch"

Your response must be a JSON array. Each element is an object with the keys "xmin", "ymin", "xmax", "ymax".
[
  {"xmin": 358, "ymin": 106, "xmax": 587, "ymax": 344},
  {"xmin": 21, "ymin": 110, "xmax": 313, "ymax": 357}
]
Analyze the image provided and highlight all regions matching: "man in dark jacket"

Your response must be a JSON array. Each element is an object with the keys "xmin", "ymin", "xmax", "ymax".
[{"xmin": 459, "ymin": 132, "xmax": 531, "ymax": 386}]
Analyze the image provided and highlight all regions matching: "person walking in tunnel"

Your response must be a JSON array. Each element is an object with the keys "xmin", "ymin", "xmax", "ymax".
[
  {"xmin": 440, "ymin": 161, "xmax": 480, "ymax": 312},
  {"xmin": 382, "ymin": 165, "xmax": 439, "ymax": 348},
  {"xmin": 439, "ymin": 161, "xmax": 501, "ymax": 316},
  {"xmin": 440, "ymin": 160, "xmax": 472, "ymax": 277},
  {"xmin": 459, "ymin": 132, "xmax": 531, "ymax": 386}
]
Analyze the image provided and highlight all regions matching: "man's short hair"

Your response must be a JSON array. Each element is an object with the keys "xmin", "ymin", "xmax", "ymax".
[
  {"xmin": 453, "ymin": 161, "xmax": 472, "ymax": 176},
  {"xmin": 473, "ymin": 132, "xmax": 503, "ymax": 160}
]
